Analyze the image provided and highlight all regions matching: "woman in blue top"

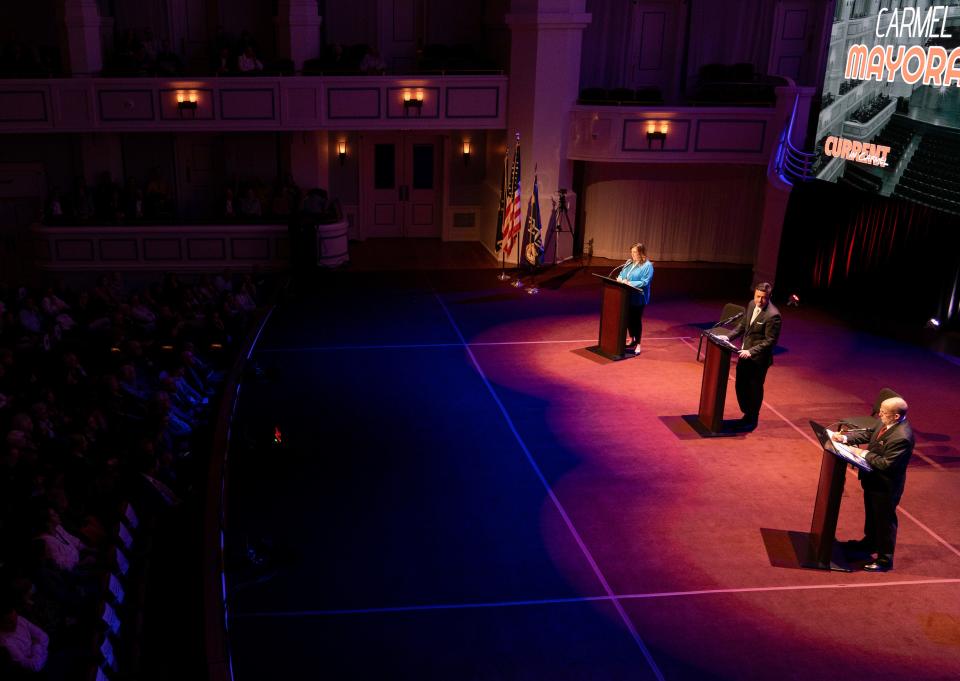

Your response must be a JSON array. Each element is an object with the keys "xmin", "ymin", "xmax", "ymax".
[{"xmin": 617, "ymin": 242, "xmax": 654, "ymax": 354}]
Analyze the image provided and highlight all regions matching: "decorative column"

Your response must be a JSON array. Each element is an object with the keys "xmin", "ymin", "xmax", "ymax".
[
  {"xmin": 505, "ymin": 0, "xmax": 591, "ymax": 261},
  {"xmin": 277, "ymin": 0, "xmax": 323, "ymax": 71},
  {"xmin": 58, "ymin": 0, "xmax": 103, "ymax": 75},
  {"xmin": 290, "ymin": 130, "xmax": 330, "ymax": 193}
]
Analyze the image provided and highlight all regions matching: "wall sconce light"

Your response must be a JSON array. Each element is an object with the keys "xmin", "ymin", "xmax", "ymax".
[
  {"xmin": 403, "ymin": 89, "xmax": 424, "ymax": 116},
  {"xmin": 177, "ymin": 91, "xmax": 198, "ymax": 117},
  {"xmin": 646, "ymin": 120, "xmax": 668, "ymax": 148},
  {"xmin": 462, "ymin": 141, "xmax": 471, "ymax": 165},
  {"xmin": 337, "ymin": 140, "xmax": 347, "ymax": 165},
  {"xmin": 177, "ymin": 90, "xmax": 197, "ymax": 116}
]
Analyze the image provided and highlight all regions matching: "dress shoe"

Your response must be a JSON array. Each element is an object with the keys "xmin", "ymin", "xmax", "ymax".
[
  {"xmin": 734, "ymin": 417, "xmax": 757, "ymax": 431},
  {"xmin": 862, "ymin": 560, "xmax": 892, "ymax": 572}
]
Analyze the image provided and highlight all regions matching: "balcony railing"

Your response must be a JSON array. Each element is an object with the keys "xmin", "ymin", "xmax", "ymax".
[{"xmin": 0, "ymin": 74, "xmax": 507, "ymax": 132}]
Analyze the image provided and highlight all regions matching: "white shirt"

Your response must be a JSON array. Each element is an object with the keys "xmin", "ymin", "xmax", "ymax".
[
  {"xmin": 42, "ymin": 295, "xmax": 68, "ymax": 316},
  {"xmin": 0, "ymin": 614, "xmax": 49, "ymax": 672},
  {"xmin": 238, "ymin": 54, "xmax": 263, "ymax": 72},
  {"xmin": 38, "ymin": 524, "xmax": 83, "ymax": 571},
  {"xmin": 750, "ymin": 304, "xmax": 764, "ymax": 325}
]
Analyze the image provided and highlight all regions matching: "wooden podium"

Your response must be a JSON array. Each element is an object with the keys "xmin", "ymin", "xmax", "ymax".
[
  {"xmin": 588, "ymin": 274, "xmax": 638, "ymax": 360},
  {"xmin": 696, "ymin": 331, "xmax": 737, "ymax": 433},
  {"xmin": 802, "ymin": 421, "xmax": 872, "ymax": 571}
]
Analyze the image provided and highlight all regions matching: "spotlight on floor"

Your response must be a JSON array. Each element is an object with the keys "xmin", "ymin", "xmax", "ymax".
[
  {"xmin": 925, "ymin": 317, "xmax": 941, "ymax": 329},
  {"xmin": 787, "ymin": 294, "xmax": 800, "ymax": 307}
]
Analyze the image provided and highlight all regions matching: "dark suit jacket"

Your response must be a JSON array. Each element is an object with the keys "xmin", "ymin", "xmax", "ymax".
[
  {"xmin": 847, "ymin": 420, "xmax": 915, "ymax": 501},
  {"xmin": 726, "ymin": 301, "xmax": 782, "ymax": 367}
]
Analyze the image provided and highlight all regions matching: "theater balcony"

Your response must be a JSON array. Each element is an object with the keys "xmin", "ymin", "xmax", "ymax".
[
  {"xmin": 568, "ymin": 80, "xmax": 815, "ymax": 167},
  {"xmin": 32, "ymin": 221, "xmax": 292, "ymax": 272},
  {"xmin": 0, "ymin": 74, "xmax": 507, "ymax": 132}
]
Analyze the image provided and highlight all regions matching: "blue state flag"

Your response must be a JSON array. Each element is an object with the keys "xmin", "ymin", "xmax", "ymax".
[{"xmin": 522, "ymin": 172, "xmax": 544, "ymax": 269}]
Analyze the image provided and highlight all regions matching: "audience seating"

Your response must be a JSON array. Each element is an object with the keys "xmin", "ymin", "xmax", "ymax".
[
  {"xmin": 871, "ymin": 116, "xmax": 913, "ymax": 164},
  {"xmin": 892, "ymin": 130, "xmax": 960, "ymax": 214},
  {"xmin": 849, "ymin": 93, "xmax": 891, "ymax": 124},
  {"xmin": 840, "ymin": 163, "xmax": 883, "ymax": 193},
  {"xmin": 0, "ymin": 270, "xmax": 265, "ymax": 679},
  {"xmin": 838, "ymin": 80, "xmax": 862, "ymax": 96}
]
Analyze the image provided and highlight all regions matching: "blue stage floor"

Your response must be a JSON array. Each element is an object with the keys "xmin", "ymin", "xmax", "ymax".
[{"xmin": 222, "ymin": 268, "xmax": 960, "ymax": 681}]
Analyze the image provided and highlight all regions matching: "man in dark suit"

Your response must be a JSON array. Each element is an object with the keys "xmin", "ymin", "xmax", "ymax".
[
  {"xmin": 832, "ymin": 397, "xmax": 914, "ymax": 571},
  {"xmin": 720, "ymin": 282, "xmax": 781, "ymax": 430}
]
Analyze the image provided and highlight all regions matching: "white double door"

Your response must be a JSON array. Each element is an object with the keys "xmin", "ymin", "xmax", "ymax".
[{"xmin": 360, "ymin": 133, "xmax": 441, "ymax": 238}]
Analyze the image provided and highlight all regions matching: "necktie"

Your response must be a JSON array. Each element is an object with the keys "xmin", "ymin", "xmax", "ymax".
[
  {"xmin": 750, "ymin": 306, "xmax": 761, "ymax": 325},
  {"xmin": 876, "ymin": 425, "xmax": 888, "ymax": 440}
]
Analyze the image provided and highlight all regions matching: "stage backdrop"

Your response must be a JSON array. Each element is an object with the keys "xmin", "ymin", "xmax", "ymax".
[
  {"xmin": 778, "ymin": 180, "xmax": 960, "ymax": 330},
  {"xmin": 581, "ymin": 163, "xmax": 766, "ymax": 263}
]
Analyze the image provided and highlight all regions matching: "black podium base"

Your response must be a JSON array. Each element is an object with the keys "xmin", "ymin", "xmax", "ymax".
[
  {"xmin": 680, "ymin": 414, "xmax": 742, "ymax": 438},
  {"xmin": 800, "ymin": 536, "xmax": 854, "ymax": 573},
  {"xmin": 760, "ymin": 528, "xmax": 853, "ymax": 572},
  {"xmin": 584, "ymin": 345, "xmax": 635, "ymax": 361}
]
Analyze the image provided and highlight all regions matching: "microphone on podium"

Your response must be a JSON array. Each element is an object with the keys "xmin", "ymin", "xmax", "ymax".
[
  {"xmin": 607, "ymin": 262, "xmax": 627, "ymax": 277},
  {"xmin": 713, "ymin": 310, "xmax": 744, "ymax": 328}
]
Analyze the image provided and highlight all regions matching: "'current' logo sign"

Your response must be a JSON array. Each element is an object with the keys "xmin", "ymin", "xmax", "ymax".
[{"xmin": 823, "ymin": 136, "xmax": 891, "ymax": 168}]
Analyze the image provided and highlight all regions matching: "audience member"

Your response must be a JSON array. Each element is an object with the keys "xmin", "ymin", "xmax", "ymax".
[
  {"xmin": 0, "ymin": 266, "xmax": 263, "ymax": 673},
  {"xmin": 72, "ymin": 180, "xmax": 94, "ymax": 222},
  {"xmin": 215, "ymin": 46, "xmax": 233, "ymax": 75},
  {"xmin": 359, "ymin": 47, "xmax": 386, "ymax": 74},
  {"xmin": 0, "ymin": 598, "xmax": 48, "ymax": 673},
  {"xmin": 302, "ymin": 188, "xmax": 328, "ymax": 215},
  {"xmin": 47, "ymin": 189, "xmax": 63, "ymax": 220},
  {"xmin": 46, "ymin": 170, "xmax": 344, "ymax": 225},
  {"xmin": 0, "ymin": 36, "xmax": 59, "ymax": 77},
  {"xmin": 237, "ymin": 45, "xmax": 264, "ymax": 73},
  {"xmin": 140, "ymin": 28, "xmax": 158, "ymax": 63},
  {"xmin": 154, "ymin": 40, "xmax": 184, "ymax": 76},
  {"xmin": 145, "ymin": 167, "xmax": 171, "ymax": 217},
  {"xmin": 122, "ymin": 177, "xmax": 143, "ymax": 219},
  {"xmin": 238, "ymin": 188, "xmax": 262, "ymax": 217},
  {"xmin": 324, "ymin": 43, "xmax": 347, "ymax": 71}
]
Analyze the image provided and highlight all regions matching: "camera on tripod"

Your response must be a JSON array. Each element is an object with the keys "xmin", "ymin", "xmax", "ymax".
[{"xmin": 549, "ymin": 188, "xmax": 573, "ymax": 264}]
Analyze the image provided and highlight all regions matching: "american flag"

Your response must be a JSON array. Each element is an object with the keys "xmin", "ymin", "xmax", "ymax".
[
  {"xmin": 501, "ymin": 135, "xmax": 522, "ymax": 257},
  {"xmin": 494, "ymin": 150, "xmax": 507, "ymax": 253}
]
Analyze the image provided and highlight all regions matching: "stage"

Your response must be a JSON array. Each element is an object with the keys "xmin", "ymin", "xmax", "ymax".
[{"xmin": 222, "ymin": 264, "xmax": 960, "ymax": 680}]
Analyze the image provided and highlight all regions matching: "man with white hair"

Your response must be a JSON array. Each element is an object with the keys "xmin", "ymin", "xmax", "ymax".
[{"xmin": 832, "ymin": 396, "xmax": 915, "ymax": 571}]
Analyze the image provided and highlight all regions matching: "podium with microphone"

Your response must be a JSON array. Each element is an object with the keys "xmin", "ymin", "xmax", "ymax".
[
  {"xmin": 587, "ymin": 269, "xmax": 638, "ymax": 360},
  {"xmin": 694, "ymin": 330, "xmax": 739, "ymax": 434}
]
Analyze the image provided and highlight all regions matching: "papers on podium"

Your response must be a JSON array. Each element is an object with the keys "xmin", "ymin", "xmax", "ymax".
[
  {"xmin": 704, "ymin": 330, "xmax": 738, "ymax": 353},
  {"xmin": 809, "ymin": 420, "xmax": 873, "ymax": 472},
  {"xmin": 825, "ymin": 429, "xmax": 873, "ymax": 471}
]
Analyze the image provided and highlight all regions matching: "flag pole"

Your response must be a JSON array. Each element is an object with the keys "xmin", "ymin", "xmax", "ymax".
[
  {"xmin": 511, "ymin": 230, "xmax": 524, "ymax": 288},
  {"xmin": 509, "ymin": 131, "xmax": 523, "ymax": 288},
  {"xmin": 525, "ymin": 261, "xmax": 540, "ymax": 295},
  {"xmin": 525, "ymin": 165, "xmax": 541, "ymax": 295},
  {"xmin": 525, "ymin": 231, "xmax": 540, "ymax": 296},
  {"xmin": 495, "ymin": 141, "xmax": 510, "ymax": 282}
]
